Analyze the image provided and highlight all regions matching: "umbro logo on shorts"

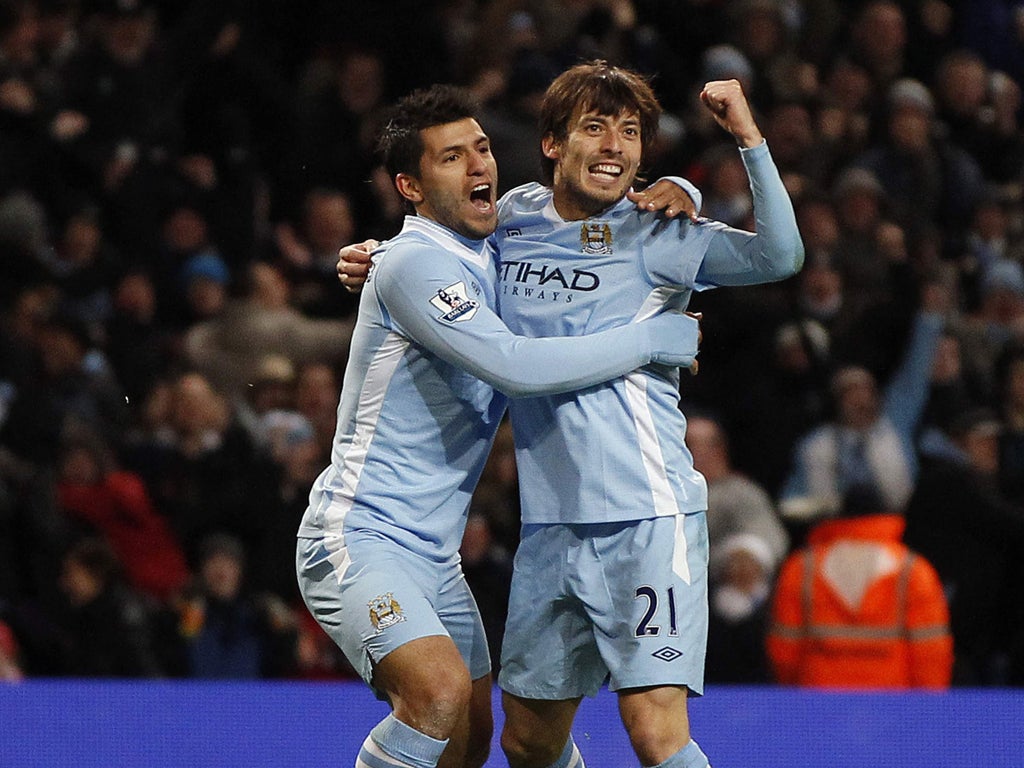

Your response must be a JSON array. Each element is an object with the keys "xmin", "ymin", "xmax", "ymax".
[{"xmin": 651, "ymin": 646, "xmax": 683, "ymax": 662}]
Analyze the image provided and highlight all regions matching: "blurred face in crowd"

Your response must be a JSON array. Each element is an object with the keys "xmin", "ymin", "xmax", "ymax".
[
  {"xmin": 249, "ymin": 261, "xmax": 291, "ymax": 308},
  {"xmin": 937, "ymin": 53, "xmax": 988, "ymax": 116},
  {"xmin": 100, "ymin": 9, "xmax": 155, "ymax": 65},
  {"xmin": 0, "ymin": 1, "xmax": 39, "ymax": 65},
  {"xmin": 853, "ymin": 1, "xmax": 905, "ymax": 69},
  {"xmin": 796, "ymin": 199, "xmax": 840, "ymax": 253},
  {"xmin": 115, "ymin": 272, "xmax": 157, "ymax": 322},
  {"xmin": 171, "ymin": 373, "xmax": 225, "ymax": 437},
  {"xmin": 685, "ymin": 416, "xmax": 730, "ymax": 483},
  {"xmin": 838, "ymin": 188, "xmax": 881, "ymax": 234},
  {"xmin": 888, "ymin": 106, "xmax": 931, "ymax": 153},
  {"xmin": 202, "ymin": 551, "xmax": 243, "ymax": 601},
  {"xmin": 960, "ymin": 428, "xmax": 1000, "ymax": 477},
  {"xmin": 38, "ymin": 325, "xmax": 84, "ymax": 377},
  {"xmin": 834, "ymin": 368, "xmax": 880, "ymax": 430},
  {"xmin": 338, "ymin": 51, "xmax": 384, "ymax": 115},
  {"xmin": 60, "ymin": 557, "xmax": 102, "ymax": 607},
  {"xmin": 59, "ymin": 445, "xmax": 103, "ymax": 485},
  {"xmin": 304, "ymin": 190, "xmax": 356, "ymax": 257},
  {"xmin": 163, "ymin": 206, "xmax": 209, "ymax": 253}
]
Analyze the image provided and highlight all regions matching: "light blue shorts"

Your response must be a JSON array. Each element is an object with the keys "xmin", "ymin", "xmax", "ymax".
[
  {"xmin": 296, "ymin": 534, "xmax": 490, "ymax": 690},
  {"xmin": 498, "ymin": 513, "xmax": 708, "ymax": 699}
]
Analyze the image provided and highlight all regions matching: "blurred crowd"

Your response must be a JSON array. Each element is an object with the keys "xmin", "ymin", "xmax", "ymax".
[{"xmin": 1, "ymin": 0, "xmax": 1024, "ymax": 686}]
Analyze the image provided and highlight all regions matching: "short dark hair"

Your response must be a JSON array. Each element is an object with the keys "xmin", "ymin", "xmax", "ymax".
[
  {"xmin": 538, "ymin": 60, "xmax": 662, "ymax": 185},
  {"xmin": 377, "ymin": 84, "xmax": 481, "ymax": 180}
]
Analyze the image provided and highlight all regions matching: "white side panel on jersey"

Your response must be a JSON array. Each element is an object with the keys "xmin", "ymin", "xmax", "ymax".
[
  {"xmin": 624, "ymin": 371, "xmax": 691, "ymax": 584},
  {"xmin": 323, "ymin": 331, "xmax": 409, "ymax": 583},
  {"xmin": 632, "ymin": 285, "xmax": 682, "ymax": 321}
]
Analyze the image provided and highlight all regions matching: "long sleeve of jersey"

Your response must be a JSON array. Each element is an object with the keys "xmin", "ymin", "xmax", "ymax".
[
  {"xmin": 373, "ymin": 236, "xmax": 687, "ymax": 398},
  {"xmin": 694, "ymin": 141, "xmax": 805, "ymax": 287}
]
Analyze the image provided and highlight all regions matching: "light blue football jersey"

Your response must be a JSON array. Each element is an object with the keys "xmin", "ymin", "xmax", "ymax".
[
  {"xmin": 495, "ymin": 141, "xmax": 803, "ymax": 525},
  {"xmin": 297, "ymin": 215, "xmax": 688, "ymax": 564}
]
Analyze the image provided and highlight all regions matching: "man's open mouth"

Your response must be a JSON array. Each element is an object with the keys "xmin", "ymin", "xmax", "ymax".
[
  {"xmin": 470, "ymin": 183, "xmax": 493, "ymax": 211},
  {"xmin": 589, "ymin": 163, "xmax": 623, "ymax": 181}
]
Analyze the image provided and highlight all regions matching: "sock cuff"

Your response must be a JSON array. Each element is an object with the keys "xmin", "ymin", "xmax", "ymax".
[
  {"xmin": 648, "ymin": 739, "xmax": 709, "ymax": 768},
  {"xmin": 552, "ymin": 736, "xmax": 583, "ymax": 768},
  {"xmin": 371, "ymin": 714, "xmax": 449, "ymax": 766}
]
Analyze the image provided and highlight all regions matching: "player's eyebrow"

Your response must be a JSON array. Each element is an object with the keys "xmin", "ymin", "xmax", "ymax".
[{"xmin": 436, "ymin": 134, "xmax": 489, "ymax": 158}]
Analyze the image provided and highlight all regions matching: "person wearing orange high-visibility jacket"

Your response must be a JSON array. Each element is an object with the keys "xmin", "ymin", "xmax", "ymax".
[{"xmin": 767, "ymin": 486, "xmax": 953, "ymax": 688}]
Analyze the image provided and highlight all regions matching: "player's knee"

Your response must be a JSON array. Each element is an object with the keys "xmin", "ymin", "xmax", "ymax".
[
  {"xmin": 626, "ymin": 722, "xmax": 684, "ymax": 767},
  {"xmin": 400, "ymin": 666, "xmax": 473, "ymax": 733},
  {"xmin": 500, "ymin": 726, "xmax": 563, "ymax": 768}
]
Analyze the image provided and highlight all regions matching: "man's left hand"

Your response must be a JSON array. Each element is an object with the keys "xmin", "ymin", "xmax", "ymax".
[{"xmin": 627, "ymin": 179, "xmax": 699, "ymax": 221}]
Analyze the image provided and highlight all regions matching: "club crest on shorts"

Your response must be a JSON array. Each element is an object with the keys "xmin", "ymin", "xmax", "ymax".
[
  {"xmin": 368, "ymin": 592, "xmax": 406, "ymax": 633},
  {"xmin": 580, "ymin": 222, "xmax": 612, "ymax": 254},
  {"xmin": 430, "ymin": 281, "xmax": 479, "ymax": 322}
]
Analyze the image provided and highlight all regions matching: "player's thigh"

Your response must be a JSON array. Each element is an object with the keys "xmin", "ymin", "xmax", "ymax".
[
  {"xmin": 373, "ymin": 634, "xmax": 472, "ymax": 716},
  {"xmin": 498, "ymin": 524, "xmax": 606, "ymax": 699},
  {"xmin": 296, "ymin": 536, "xmax": 450, "ymax": 686},
  {"xmin": 437, "ymin": 565, "xmax": 492, "ymax": 683},
  {"xmin": 591, "ymin": 513, "xmax": 709, "ymax": 694}
]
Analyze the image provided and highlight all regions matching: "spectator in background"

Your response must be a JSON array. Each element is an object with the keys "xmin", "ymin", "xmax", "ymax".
[
  {"xmin": 0, "ymin": 307, "xmax": 129, "ymax": 466},
  {"xmin": 687, "ymin": 413, "xmax": 788, "ymax": 683},
  {"xmin": 182, "ymin": 260, "xmax": 352, "ymax": 401},
  {"xmin": 0, "ymin": 616, "xmax": 24, "ymax": 681},
  {"xmin": 293, "ymin": 360, "xmax": 341, "ymax": 462},
  {"xmin": 55, "ymin": 0, "xmax": 232, "ymax": 258},
  {"xmin": 844, "ymin": 1, "xmax": 908, "ymax": 97},
  {"xmin": 34, "ymin": 203, "xmax": 121, "ymax": 332},
  {"xmin": 55, "ymin": 536, "xmax": 162, "ymax": 676},
  {"xmin": 55, "ymin": 431, "xmax": 188, "ymax": 604},
  {"xmin": 105, "ymin": 269, "xmax": 174, "ymax": 405},
  {"xmin": 285, "ymin": 47, "xmax": 389, "ymax": 237},
  {"xmin": 954, "ymin": 258, "xmax": 1024, "ymax": 402},
  {"xmin": 958, "ymin": 187, "xmax": 1024, "ymax": 312},
  {"xmin": 853, "ymin": 77, "xmax": 983, "ymax": 252},
  {"xmin": 781, "ymin": 285, "xmax": 947, "ymax": 521},
  {"xmin": 272, "ymin": 186, "xmax": 361, "ymax": 319},
  {"xmin": 729, "ymin": 317, "xmax": 831, "ymax": 498},
  {"xmin": 906, "ymin": 406, "xmax": 1024, "ymax": 684},
  {"xmin": 767, "ymin": 484, "xmax": 953, "ymax": 688},
  {"xmin": 167, "ymin": 533, "xmax": 296, "ymax": 678},
  {"xmin": 996, "ymin": 343, "xmax": 1024, "ymax": 505},
  {"xmin": 933, "ymin": 49, "xmax": 1024, "ymax": 184},
  {"xmin": 121, "ymin": 370, "xmax": 276, "ymax": 562}
]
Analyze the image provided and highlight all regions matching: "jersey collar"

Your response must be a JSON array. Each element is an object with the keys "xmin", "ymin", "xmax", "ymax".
[
  {"xmin": 540, "ymin": 188, "xmax": 635, "ymax": 223},
  {"xmin": 403, "ymin": 215, "xmax": 492, "ymax": 270}
]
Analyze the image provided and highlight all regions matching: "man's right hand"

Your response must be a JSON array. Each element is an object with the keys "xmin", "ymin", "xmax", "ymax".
[
  {"xmin": 337, "ymin": 239, "xmax": 379, "ymax": 293},
  {"xmin": 643, "ymin": 311, "xmax": 702, "ymax": 375}
]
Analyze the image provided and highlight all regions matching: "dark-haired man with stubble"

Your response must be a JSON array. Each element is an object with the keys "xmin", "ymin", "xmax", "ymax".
[
  {"xmin": 338, "ymin": 63, "xmax": 803, "ymax": 768},
  {"xmin": 295, "ymin": 84, "xmax": 703, "ymax": 768},
  {"xmin": 487, "ymin": 63, "xmax": 802, "ymax": 768}
]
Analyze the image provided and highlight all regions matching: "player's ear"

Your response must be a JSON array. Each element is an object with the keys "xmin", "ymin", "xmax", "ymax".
[
  {"xmin": 541, "ymin": 134, "xmax": 561, "ymax": 161},
  {"xmin": 395, "ymin": 173, "xmax": 424, "ymax": 205}
]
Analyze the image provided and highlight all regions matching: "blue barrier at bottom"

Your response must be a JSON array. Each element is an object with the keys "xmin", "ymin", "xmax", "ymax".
[{"xmin": 1, "ymin": 682, "xmax": 1021, "ymax": 767}]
